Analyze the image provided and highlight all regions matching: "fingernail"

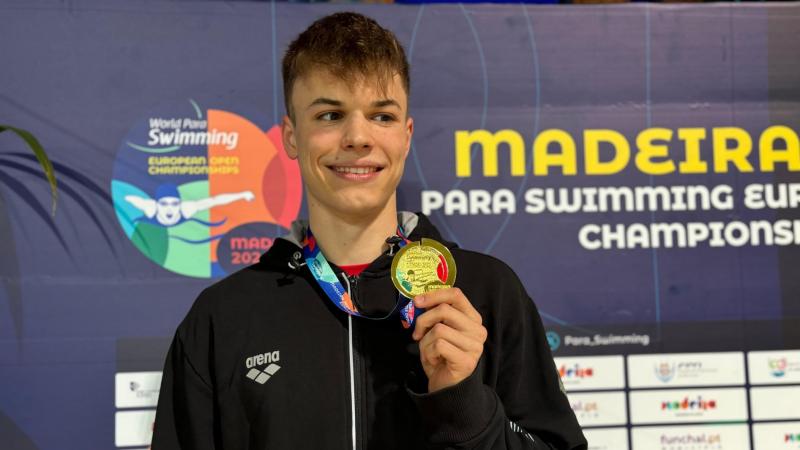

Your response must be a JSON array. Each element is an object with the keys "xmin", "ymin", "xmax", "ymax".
[{"xmin": 415, "ymin": 295, "xmax": 425, "ymax": 306}]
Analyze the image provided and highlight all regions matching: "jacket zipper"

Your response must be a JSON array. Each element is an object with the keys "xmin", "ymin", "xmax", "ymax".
[
  {"xmin": 347, "ymin": 274, "xmax": 359, "ymax": 304},
  {"xmin": 342, "ymin": 275, "xmax": 360, "ymax": 450}
]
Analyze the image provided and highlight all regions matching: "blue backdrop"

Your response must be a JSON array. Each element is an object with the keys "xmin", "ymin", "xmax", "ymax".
[{"xmin": 1, "ymin": 1, "xmax": 798, "ymax": 449}]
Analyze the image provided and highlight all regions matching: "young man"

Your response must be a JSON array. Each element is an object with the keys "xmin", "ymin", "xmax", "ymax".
[{"xmin": 152, "ymin": 12, "xmax": 587, "ymax": 450}]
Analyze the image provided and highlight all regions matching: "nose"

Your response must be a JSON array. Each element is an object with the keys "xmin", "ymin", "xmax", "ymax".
[{"xmin": 341, "ymin": 114, "xmax": 374, "ymax": 151}]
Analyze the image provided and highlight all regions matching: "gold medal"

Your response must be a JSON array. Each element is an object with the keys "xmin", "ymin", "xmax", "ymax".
[{"xmin": 391, "ymin": 238, "xmax": 457, "ymax": 298}]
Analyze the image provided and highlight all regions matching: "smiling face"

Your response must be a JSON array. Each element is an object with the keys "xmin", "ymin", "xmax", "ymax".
[{"xmin": 281, "ymin": 69, "xmax": 413, "ymax": 221}]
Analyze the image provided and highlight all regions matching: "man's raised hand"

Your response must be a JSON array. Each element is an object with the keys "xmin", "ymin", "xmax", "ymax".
[{"xmin": 411, "ymin": 287, "xmax": 487, "ymax": 393}]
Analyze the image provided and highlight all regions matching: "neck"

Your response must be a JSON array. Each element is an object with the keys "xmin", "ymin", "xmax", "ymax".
[{"xmin": 308, "ymin": 198, "xmax": 399, "ymax": 266}]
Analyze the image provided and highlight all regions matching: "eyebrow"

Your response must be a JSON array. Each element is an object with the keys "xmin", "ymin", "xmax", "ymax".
[
  {"xmin": 307, "ymin": 97, "xmax": 342, "ymax": 109},
  {"xmin": 372, "ymin": 99, "xmax": 401, "ymax": 109},
  {"xmin": 306, "ymin": 98, "xmax": 401, "ymax": 110}
]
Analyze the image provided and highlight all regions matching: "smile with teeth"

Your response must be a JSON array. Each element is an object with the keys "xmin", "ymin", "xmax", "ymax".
[{"xmin": 331, "ymin": 166, "xmax": 381, "ymax": 174}]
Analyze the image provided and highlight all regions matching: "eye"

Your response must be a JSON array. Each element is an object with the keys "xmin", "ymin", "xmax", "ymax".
[
  {"xmin": 373, "ymin": 113, "xmax": 397, "ymax": 123},
  {"xmin": 317, "ymin": 111, "xmax": 342, "ymax": 121}
]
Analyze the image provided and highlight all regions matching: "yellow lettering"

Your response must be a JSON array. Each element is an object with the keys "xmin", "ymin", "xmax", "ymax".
[
  {"xmin": 759, "ymin": 125, "xmax": 800, "ymax": 171},
  {"xmin": 455, "ymin": 129, "xmax": 525, "ymax": 177},
  {"xmin": 713, "ymin": 127, "xmax": 753, "ymax": 173},
  {"xmin": 584, "ymin": 129, "xmax": 630, "ymax": 175},
  {"xmin": 451, "ymin": 125, "xmax": 786, "ymax": 177},
  {"xmin": 533, "ymin": 129, "xmax": 577, "ymax": 176},
  {"xmin": 677, "ymin": 128, "xmax": 708, "ymax": 173},
  {"xmin": 635, "ymin": 128, "xmax": 675, "ymax": 175}
]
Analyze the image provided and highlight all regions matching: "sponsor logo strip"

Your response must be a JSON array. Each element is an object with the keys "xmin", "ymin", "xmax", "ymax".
[
  {"xmin": 748, "ymin": 350, "xmax": 800, "ymax": 385},
  {"xmin": 631, "ymin": 424, "xmax": 750, "ymax": 450},
  {"xmin": 115, "ymin": 410, "xmax": 156, "ymax": 448},
  {"xmin": 629, "ymin": 387, "xmax": 748, "ymax": 425},
  {"xmin": 566, "ymin": 391, "xmax": 627, "ymax": 427},
  {"xmin": 582, "ymin": 427, "xmax": 629, "ymax": 450},
  {"xmin": 115, "ymin": 372, "xmax": 162, "ymax": 408},
  {"xmin": 752, "ymin": 421, "xmax": 800, "ymax": 450},
  {"xmin": 750, "ymin": 386, "xmax": 800, "ymax": 421},
  {"xmin": 627, "ymin": 352, "xmax": 745, "ymax": 388},
  {"xmin": 553, "ymin": 355, "xmax": 625, "ymax": 391}
]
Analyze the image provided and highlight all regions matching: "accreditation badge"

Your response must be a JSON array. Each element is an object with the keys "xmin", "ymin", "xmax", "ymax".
[{"xmin": 391, "ymin": 238, "xmax": 457, "ymax": 298}]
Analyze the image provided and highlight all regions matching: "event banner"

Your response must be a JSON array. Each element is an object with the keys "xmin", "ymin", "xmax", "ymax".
[{"xmin": 1, "ymin": 1, "xmax": 798, "ymax": 449}]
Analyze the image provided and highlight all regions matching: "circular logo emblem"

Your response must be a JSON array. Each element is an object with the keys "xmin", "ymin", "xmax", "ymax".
[
  {"xmin": 546, "ymin": 331, "xmax": 561, "ymax": 352},
  {"xmin": 111, "ymin": 99, "xmax": 302, "ymax": 278}
]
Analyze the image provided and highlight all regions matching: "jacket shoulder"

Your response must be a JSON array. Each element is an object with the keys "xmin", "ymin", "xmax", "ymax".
[
  {"xmin": 449, "ymin": 248, "xmax": 539, "ymax": 316},
  {"xmin": 175, "ymin": 262, "xmax": 288, "ymax": 337},
  {"xmin": 451, "ymin": 248, "xmax": 516, "ymax": 273},
  {"xmin": 451, "ymin": 248, "xmax": 527, "ymax": 292}
]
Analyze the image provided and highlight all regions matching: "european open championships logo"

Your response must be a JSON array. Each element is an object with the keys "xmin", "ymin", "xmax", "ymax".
[{"xmin": 111, "ymin": 99, "xmax": 302, "ymax": 278}]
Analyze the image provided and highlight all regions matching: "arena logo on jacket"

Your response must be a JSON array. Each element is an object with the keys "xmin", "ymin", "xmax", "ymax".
[{"xmin": 112, "ymin": 99, "xmax": 302, "ymax": 278}]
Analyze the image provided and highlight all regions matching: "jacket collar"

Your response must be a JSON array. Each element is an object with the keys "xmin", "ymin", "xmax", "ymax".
[
  {"xmin": 259, "ymin": 212, "xmax": 455, "ymax": 275},
  {"xmin": 279, "ymin": 211, "xmax": 421, "ymax": 248}
]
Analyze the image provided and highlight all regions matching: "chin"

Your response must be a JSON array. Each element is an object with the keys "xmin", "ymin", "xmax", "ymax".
[{"xmin": 333, "ymin": 196, "xmax": 391, "ymax": 217}]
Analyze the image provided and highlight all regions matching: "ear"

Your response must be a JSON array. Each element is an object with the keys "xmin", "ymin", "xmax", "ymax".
[
  {"xmin": 281, "ymin": 115, "xmax": 299, "ymax": 159},
  {"xmin": 404, "ymin": 116, "xmax": 414, "ymax": 158}
]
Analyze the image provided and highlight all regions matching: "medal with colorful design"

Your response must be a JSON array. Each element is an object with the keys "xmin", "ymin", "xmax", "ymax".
[{"xmin": 391, "ymin": 238, "xmax": 457, "ymax": 299}]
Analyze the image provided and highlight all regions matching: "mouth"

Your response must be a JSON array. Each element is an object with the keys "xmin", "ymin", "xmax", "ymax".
[{"xmin": 328, "ymin": 165, "xmax": 384, "ymax": 180}]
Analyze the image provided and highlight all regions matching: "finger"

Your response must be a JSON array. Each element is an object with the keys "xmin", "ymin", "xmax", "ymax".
[
  {"xmin": 421, "ymin": 334, "xmax": 475, "ymax": 371},
  {"xmin": 419, "ymin": 322, "xmax": 484, "ymax": 355},
  {"xmin": 412, "ymin": 303, "xmax": 484, "ymax": 342},
  {"xmin": 415, "ymin": 287, "xmax": 481, "ymax": 323},
  {"xmin": 413, "ymin": 303, "xmax": 475, "ymax": 341}
]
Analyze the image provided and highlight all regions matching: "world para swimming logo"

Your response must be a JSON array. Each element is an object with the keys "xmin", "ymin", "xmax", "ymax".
[
  {"xmin": 111, "ymin": 99, "xmax": 302, "ymax": 278},
  {"xmin": 546, "ymin": 331, "xmax": 561, "ymax": 352}
]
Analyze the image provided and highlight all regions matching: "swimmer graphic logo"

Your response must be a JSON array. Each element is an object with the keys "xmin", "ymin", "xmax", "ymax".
[{"xmin": 112, "ymin": 100, "xmax": 302, "ymax": 278}]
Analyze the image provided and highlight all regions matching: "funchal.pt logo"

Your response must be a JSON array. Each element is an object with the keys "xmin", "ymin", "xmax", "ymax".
[
  {"xmin": 112, "ymin": 100, "xmax": 302, "ymax": 278},
  {"xmin": 569, "ymin": 400, "xmax": 599, "ymax": 420},
  {"xmin": 658, "ymin": 431, "xmax": 723, "ymax": 450}
]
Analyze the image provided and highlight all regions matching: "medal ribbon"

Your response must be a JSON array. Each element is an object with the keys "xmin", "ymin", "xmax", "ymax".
[{"xmin": 302, "ymin": 227, "xmax": 420, "ymax": 328}]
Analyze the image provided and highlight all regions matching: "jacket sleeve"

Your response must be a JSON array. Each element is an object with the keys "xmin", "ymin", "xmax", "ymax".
[
  {"xmin": 151, "ymin": 290, "xmax": 218, "ymax": 450},
  {"xmin": 407, "ymin": 269, "xmax": 587, "ymax": 450}
]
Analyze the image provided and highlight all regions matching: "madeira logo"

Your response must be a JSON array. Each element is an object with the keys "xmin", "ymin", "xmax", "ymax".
[
  {"xmin": 112, "ymin": 100, "xmax": 302, "ymax": 278},
  {"xmin": 661, "ymin": 396, "xmax": 717, "ymax": 412}
]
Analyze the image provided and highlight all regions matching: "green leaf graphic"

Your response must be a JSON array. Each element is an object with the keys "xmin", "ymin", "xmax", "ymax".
[{"xmin": 0, "ymin": 125, "xmax": 58, "ymax": 216}]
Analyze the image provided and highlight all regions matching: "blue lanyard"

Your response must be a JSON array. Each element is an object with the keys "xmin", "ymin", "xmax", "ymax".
[{"xmin": 302, "ymin": 227, "xmax": 421, "ymax": 328}]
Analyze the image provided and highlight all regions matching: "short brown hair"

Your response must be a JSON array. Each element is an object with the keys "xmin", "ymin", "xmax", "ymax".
[{"xmin": 282, "ymin": 12, "xmax": 410, "ymax": 119}]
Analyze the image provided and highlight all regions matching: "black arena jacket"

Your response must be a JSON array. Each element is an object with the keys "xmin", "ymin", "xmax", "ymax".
[{"xmin": 152, "ymin": 213, "xmax": 587, "ymax": 450}]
